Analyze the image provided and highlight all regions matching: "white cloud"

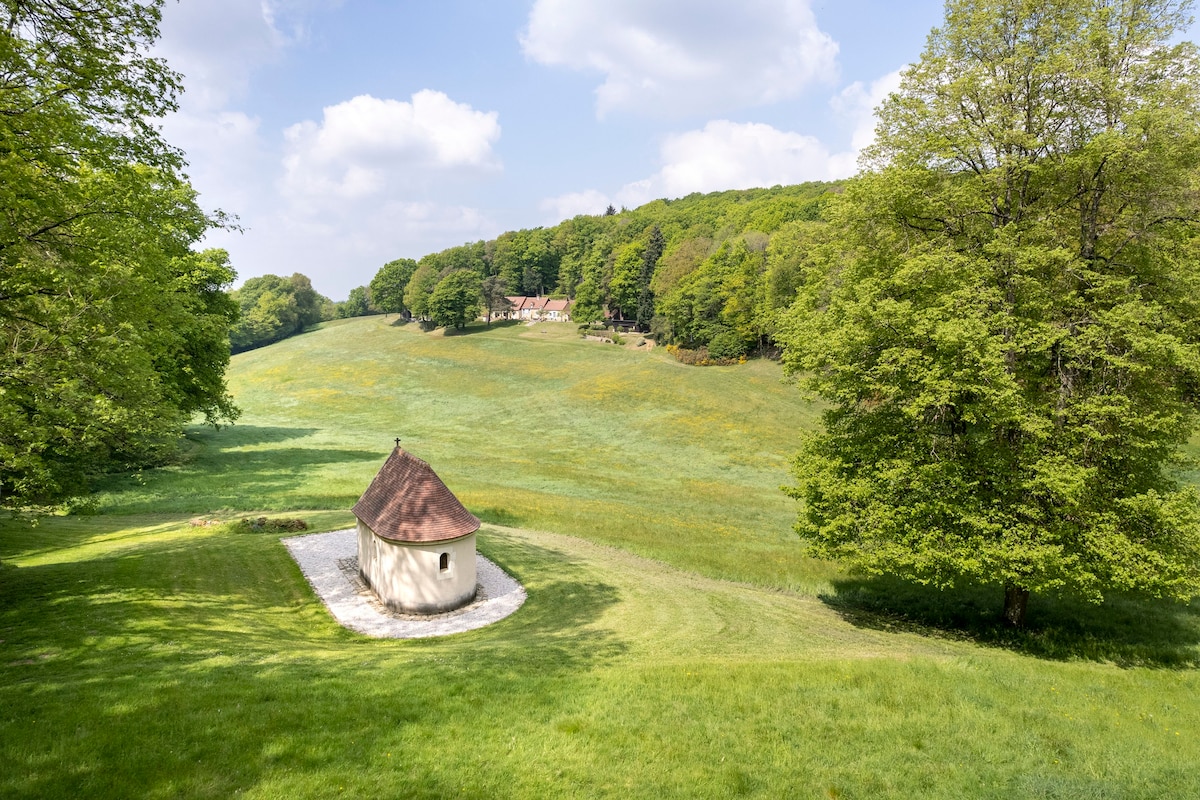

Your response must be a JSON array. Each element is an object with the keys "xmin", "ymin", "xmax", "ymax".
[
  {"xmin": 539, "ymin": 67, "xmax": 905, "ymax": 219},
  {"xmin": 539, "ymin": 190, "xmax": 613, "ymax": 222},
  {"xmin": 165, "ymin": 110, "xmax": 265, "ymax": 213},
  {"xmin": 655, "ymin": 120, "xmax": 839, "ymax": 193},
  {"xmin": 157, "ymin": 1, "xmax": 279, "ymax": 111},
  {"xmin": 831, "ymin": 68, "xmax": 904, "ymax": 155},
  {"xmin": 279, "ymin": 92, "xmax": 501, "ymax": 203},
  {"xmin": 154, "ymin": 3, "xmax": 503, "ymax": 299},
  {"xmin": 521, "ymin": 0, "xmax": 839, "ymax": 117},
  {"xmin": 198, "ymin": 197, "xmax": 500, "ymax": 299},
  {"xmin": 264, "ymin": 92, "xmax": 502, "ymax": 296},
  {"xmin": 549, "ymin": 120, "xmax": 845, "ymax": 214}
]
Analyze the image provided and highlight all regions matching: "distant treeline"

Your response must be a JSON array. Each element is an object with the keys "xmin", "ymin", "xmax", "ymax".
[
  {"xmin": 230, "ymin": 182, "xmax": 837, "ymax": 355},
  {"xmin": 228, "ymin": 273, "xmax": 382, "ymax": 353},
  {"xmin": 352, "ymin": 181, "xmax": 838, "ymax": 358}
]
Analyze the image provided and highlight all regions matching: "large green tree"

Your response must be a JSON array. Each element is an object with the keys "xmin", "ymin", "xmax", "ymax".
[
  {"xmin": 427, "ymin": 270, "xmax": 482, "ymax": 330},
  {"xmin": 338, "ymin": 286, "xmax": 374, "ymax": 319},
  {"xmin": 0, "ymin": 1, "xmax": 239, "ymax": 507},
  {"xmin": 369, "ymin": 258, "xmax": 418, "ymax": 317},
  {"xmin": 403, "ymin": 262, "xmax": 442, "ymax": 322},
  {"xmin": 479, "ymin": 275, "xmax": 511, "ymax": 326},
  {"xmin": 635, "ymin": 226, "xmax": 664, "ymax": 331},
  {"xmin": 780, "ymin": 0, "xmax": 1200, "ymax": 626},
  {"xmin": 229, "ymin": 273, "xmax": 331, "ymax": 353}
]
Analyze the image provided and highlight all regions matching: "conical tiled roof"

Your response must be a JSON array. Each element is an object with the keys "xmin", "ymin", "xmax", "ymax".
[{"xmin": 352, "ymin": 448, "xmax": 481, "ymax": 543}]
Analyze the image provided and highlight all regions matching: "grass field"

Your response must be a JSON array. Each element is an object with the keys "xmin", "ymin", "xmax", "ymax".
[{"xmin": 3, "ymin": 316, "xmax": 1200, "ymax": 798}]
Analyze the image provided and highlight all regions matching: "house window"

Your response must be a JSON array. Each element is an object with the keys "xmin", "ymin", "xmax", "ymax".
[{"xmin": 439, "ymin": 552, "xmax": 450, "ymax": 572}]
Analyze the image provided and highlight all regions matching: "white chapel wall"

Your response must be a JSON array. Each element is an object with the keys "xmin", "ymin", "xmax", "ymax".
[{"xmin": 357, "ymin": 520, "xmax": 477, "ymax": 613}]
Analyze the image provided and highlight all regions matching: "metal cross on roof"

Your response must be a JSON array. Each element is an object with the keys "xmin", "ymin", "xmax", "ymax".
[{"xmin": 394, "ymin": 437, "xmax": 401, "ymax": 448}]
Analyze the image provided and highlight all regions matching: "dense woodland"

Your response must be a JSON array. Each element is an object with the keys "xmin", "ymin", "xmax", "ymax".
[
  {"xmin": 350, "ymin": 182, "xmax": 836, "ymax": 358},
  {"xmin": 229, "ymin": 182, "xmax": 837, "ymax": 358}
]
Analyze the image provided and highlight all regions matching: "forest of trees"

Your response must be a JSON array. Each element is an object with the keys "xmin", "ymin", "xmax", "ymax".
[
  {"xmin": 366, "ymin": 182, "xmax": 835, "ymax": 358},
  {"xmin": 223, "ymin": 183, "xmax": 836, "ymax": 358},
  {"xmin": 228, "ymin": 273, "xmax": 335, "ymax": 354}
]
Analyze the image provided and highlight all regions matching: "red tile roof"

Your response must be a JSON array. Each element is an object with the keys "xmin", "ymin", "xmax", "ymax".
[{"xmin": 352, "ymin": 448, "xmax": 481, "ymax": 543}]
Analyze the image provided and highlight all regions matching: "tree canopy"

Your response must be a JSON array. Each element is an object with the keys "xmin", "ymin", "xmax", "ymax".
[
  {"xmin": 372, "ymin": 182, "xmax": 835, "ymax": 340},
  {"xmin": 779, "ymin": 0, "xmax": 1200, "ymax": 625},
  {"xmin": 0, "ymin": 0, "xmax": 239, "ymax": 507},
  {"xmin": 229, "ymin": 273, "xmax": 333, "ymax": 353},
  {"xmin": 427, "ymin": 270, "xmax": 482, "ymax": 330},
  {"xmin": 369, "ymin": 258, "xmax": 418, "ymax": 316}
]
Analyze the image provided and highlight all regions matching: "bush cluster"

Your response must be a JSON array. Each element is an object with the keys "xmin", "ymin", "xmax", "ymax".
[
  {"xmin": 666, "ymin": 344, "xmax": 746, "ymax": 367},
  {"xmin": 581, "ymin": 329, "xmax": 621, "ymax": 344},
  {"xmin": 234, "ymin": 517, "xmax": 309, "ymax": 533}
]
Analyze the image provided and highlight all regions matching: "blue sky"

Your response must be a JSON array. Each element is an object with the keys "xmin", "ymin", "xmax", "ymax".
[{"xmin": 156, "ymin": 0, "xmax": 950, "ymax": 300}]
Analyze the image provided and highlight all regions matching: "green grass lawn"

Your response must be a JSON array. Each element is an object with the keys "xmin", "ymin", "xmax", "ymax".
[
  {"xmin": 92, "ymin": 317, "xmax": 829, "ymax": 590},
  {"xmin": 3, "ymin": 316, "xmax": 1200, "ymax": 798}
]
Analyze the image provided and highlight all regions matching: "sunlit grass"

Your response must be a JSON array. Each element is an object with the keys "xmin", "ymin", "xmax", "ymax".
[
  {"xmin": 92, "ymin": 317, "xmax": 827, "ymax": 590},
  {"xmin": 3, "ymin": 316, "xmax": 1200, "ymax": 798},
  {"xmin": 2, "ymin": 515, "xmax": 1198, "ymax": 798}
]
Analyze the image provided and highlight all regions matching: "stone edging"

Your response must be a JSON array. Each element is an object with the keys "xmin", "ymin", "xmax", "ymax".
[{"xmin": 282, "ymin": 529, "xmax": 526, "ymax": 638}]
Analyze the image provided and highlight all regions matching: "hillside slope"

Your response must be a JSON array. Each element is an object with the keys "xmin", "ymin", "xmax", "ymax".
[{"xmin": 95, "ymin": 315, "xmax": 826, "ymax": 589}]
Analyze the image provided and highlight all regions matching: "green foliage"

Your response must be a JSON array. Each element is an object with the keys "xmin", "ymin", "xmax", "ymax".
[
  {"xmin": 411, "ymin": 182, "xmax": 838, "ymax": 346},
  {"xmin": 418, "ymin": 241, "xmax": 489, "ymax": 278},
  {"xmin": 707, "ymin": 330, "xmax": 748, "ymax": 361},
  {"xmin": 403, "ymin": 261, "xmax": 442, "ymax": 321},
  {"xmin": 428, "ymin": 269, "xmax": 482, "ymax": 330},
  {"xmin": 607, "ymin": 240, "xmax": 644, "ymax": 320},
  {"xmin": 780, "ymin": 0, "xmax": 1200, "ymax": 624},
  {"xmin": 229, "ymin": 273, "xmax": 332, "ymax": 352},
  {"xmin": 368, "ymin": 258, "xmax": 417, "ymax": 316},
  {"xmin": 231, "ymin": 516, "xmax": 309, "ymax": 533},
  {"xmin": 659, "ymin": 237, "xmax": 766, "ymax": 350},
  {"xmin": 635, "ymin": 226, "xmax": 664, "ymax": 331},
  {"xmin": 552, "ymin": 216, "xmax": 604, "ymax": 295},
  {"xmin": 480, "ymin": 274, "xmax": 511, "ymax": 324},
  {"xmin": 157, "ymin": 248, "xmax": 240, "ymax": 425},
  {"xmin": 493, "ymin": 228, "xmax": 559, "ymax": 296},
  {"xmin": 0, "ymin": 1, "xmax": 238, "ymax": 508},
  {"xmin": 338, "ymin": 285, "xmax": 374, "ymax": 318}
]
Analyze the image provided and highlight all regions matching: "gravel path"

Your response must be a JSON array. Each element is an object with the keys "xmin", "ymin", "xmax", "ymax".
[{"xmin": 283, "ymin": 529, "xmax": 526, "ymax": 638}]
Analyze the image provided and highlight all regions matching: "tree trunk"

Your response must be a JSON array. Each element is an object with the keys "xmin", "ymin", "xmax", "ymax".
[{"xmin": 1003, "ymin": 584, "xmax": 1029, "ymax": 627}]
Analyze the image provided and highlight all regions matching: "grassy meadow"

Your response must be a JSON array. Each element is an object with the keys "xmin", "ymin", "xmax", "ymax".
[{"xmin": 3, "ymin": 316, "xmax": 1200, "ymax": 798}]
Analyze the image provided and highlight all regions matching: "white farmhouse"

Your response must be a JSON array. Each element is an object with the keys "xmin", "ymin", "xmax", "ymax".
[{"xmin": 352, "ymin": 446, "xmax": 480, "ymax": 614}]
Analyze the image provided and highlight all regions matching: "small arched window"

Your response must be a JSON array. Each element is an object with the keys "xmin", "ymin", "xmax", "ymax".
[{"xmin": 439, "ymin": 552, "xmax": 450, "ymax": 572}]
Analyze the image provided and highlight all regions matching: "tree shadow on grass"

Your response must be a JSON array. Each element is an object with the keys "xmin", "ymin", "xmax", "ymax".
[
  {"xmin": 440, "ymin": 319, "xmax": 523, "ymax": 336},
  {"xmin": 0, "ymin": 527, "xmax": 625, "ymax": 672},
  {"xmin": 182, "ymin": 424, "xmax": 320, "ymax": 448},
  {"xmin": 822, "ymin": 575, "xmax": 1200, "ymax": 669},
  {"xmin": 0, "ymin": 526, "xmax": 626, "ymax": 799},
  {"xmin": 92, "ymin": 425, "xmax": 382, "ymax": 514}
]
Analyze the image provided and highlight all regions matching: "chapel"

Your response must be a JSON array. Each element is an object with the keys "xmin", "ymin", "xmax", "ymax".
[{"xmin": 352, "ymin": 446, "xmax": 480, "ymax": 614}]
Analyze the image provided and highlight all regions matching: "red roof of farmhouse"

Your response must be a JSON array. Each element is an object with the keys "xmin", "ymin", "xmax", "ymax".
[{"xmin": 352, "ymin": 448, "xmax": 481, "ymax": 543}]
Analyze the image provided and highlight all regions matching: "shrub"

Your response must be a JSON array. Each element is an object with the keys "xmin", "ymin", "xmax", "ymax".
[
  {"xmin": 233, "ymin": 517, "xmax": 309, "ymax": 533},
  {"xmin": 666, "ymin": 343, "xmax": 744, "ymax": 367},
  {"xmin": 707, "ymin": 331, "xmax": 748, "ymax": 361}
]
